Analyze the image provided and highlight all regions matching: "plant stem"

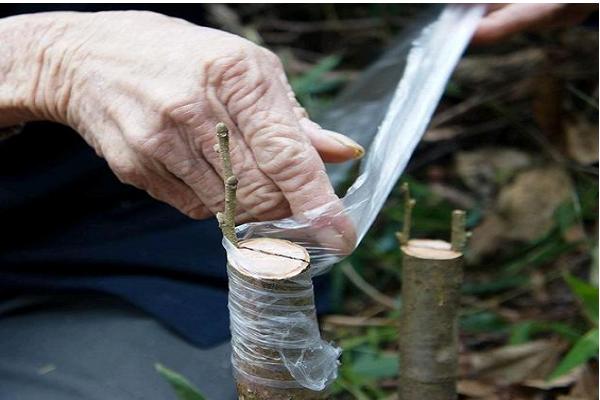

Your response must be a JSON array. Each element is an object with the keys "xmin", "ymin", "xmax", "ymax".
[
  {"xmin": 450, "ymin": 209, "xmax": 467, "ymax": 252},
  {"xmin": 215, "ymin": 122, "xmax": 238, "ymax": 246},
  {"xmin": 397, "ymin": 182, "xmax": 416, "ymax": 246}
]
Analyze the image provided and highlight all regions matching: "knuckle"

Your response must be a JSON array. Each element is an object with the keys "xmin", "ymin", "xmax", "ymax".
[
  {"xmin": 169, "ymin": 161, "xmax": 223, "ymax": 211},
  {"xmin": 226, "ymin": 74, "xmax": 271, "ymax": 115},
  {"xmin": 252, "ymin": 191, "xmax": 289, "ymax": 219},
  {"xmin": 163, "ymin": 101, "xmax": 204, "ymax": 127},
  {"xmin": 170, "ymin": 158, "xmax": 199, "ymax": 179},
  {"xmin": 237, "ymin": 178, "xmax": 290, "ymax": 221},
  {"xmin": 145, "ymin": 186, "xmax": 169, "ymax": 204},
  {"xmin": 206, "ymin": 49, "xmax": 273, "ymax": 115},
  {"xmin": 108, "ymin": 156, "xmax": 144, "ymax": 186},
  {"xmin": 187, "ymin": 206, "xmax": 212, "ymax": 220},
  {"xmin": 260, "ymin": 47, "xmax": 283, "ymax": 68},
  {"xmin": 230, "ymin": 75, "xmax": 271, "ymax": 115},
  {"xmin": 145, "ymin": 186, "xmax": 204, "ymax": 219},
  {"xmin": 181, "ymin": 200, "xmax": 208, "ymax": 219},
  {"xmin": 258, "ymin": 136, "xmax": 310, "ymax": 176},
  {"xmin": 237, "ymin": 172, "xmax": 284, "ymax": 207},
  {"xmin": 293, "ymin": 104, "xmax": 309, "ymax": 119},
  {"xmin": 204, "ymin": 193, "xmax": 224, "ymax": 213},
  {"xmin": 126, "ymin": 131, "xmax": 156, "ymax": 154},
  {"xmin": 246, "ymin": 112, "xmax": 308, "ymax": 145},
  {"xmin": 257, "ymin": 139, "xmax": 329, "ymax": 198},
  {"xmin": 127, "ymin": 130, "xmax": 171, "ymax": 160},
  {"xmin": 206, "ymin": 50, "xmax": 251, "ymax": 89},
  {"xmin": 279, "ymin": 162, "xmax": 318, "ymax": 194}
]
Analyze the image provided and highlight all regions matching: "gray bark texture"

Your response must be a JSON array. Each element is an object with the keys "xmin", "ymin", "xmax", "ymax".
[{"xmin": 398, "ymin": 239, "xmax": 464, "ymax": 400}]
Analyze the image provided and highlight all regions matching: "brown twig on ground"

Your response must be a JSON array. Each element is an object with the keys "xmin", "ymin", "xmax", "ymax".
[
  {"xmin": 340, "ymin": 262, "xmax": 397, "ymax": 309},
  {"xmin": 322, "ymin": 315, "xmax": 394, "ymax": 328}
]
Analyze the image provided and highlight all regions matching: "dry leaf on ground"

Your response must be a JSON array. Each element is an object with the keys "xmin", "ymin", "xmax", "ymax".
[
  {"xmin": 468, "ymin": 165, "xmax": 575, "ymax": 260},
  {"xmin": 455, "ymin": 148, "xmax": 533, "ymax": 200},
  {"xmin": 497, "ymin": 166, "xmax": 573, "ymax": 242},
  {"xmin": 460, "ymin": 339, "xmax": 567, "ymax": 386}
]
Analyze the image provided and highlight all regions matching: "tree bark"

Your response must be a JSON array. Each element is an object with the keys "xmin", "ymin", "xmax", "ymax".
[{"xmin": 398, "ymin": 239, "xmax": 463, "ymax": 400}]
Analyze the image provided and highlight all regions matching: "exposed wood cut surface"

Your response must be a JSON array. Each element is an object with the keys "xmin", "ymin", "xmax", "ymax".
[
  {"xmin": 230, "ymin": 238, "xmax": 310, "ymax": 279},
  {"xmin": 402, "ymin": 239, "xmax": 462, "ymax": 260}
]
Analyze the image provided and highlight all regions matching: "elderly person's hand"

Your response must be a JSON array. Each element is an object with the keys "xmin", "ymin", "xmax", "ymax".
[{"xmin": 0, "ymin": 11, "xmax": 363, "ymax": 223}]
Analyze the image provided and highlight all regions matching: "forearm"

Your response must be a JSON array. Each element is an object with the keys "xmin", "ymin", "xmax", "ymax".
[{"xmin": 0, "ymin": 12, "xmax": 83, "ymax": 127}]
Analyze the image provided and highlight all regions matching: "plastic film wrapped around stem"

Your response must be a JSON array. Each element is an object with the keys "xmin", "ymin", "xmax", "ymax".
[{"xmin": 225, "ymin": 239, "xmax": 340, "ymax": 394}]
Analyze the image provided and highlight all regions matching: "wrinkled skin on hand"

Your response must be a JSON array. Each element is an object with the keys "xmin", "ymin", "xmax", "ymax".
[{"xmin": 36, "ymin": 11, "xmax": 362, "ymax": 225}]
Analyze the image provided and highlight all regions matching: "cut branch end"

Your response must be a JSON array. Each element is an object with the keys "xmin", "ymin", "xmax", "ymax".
[{"xmin": 216, "ymin": 122, "xmax": 228, "ymax": 136}]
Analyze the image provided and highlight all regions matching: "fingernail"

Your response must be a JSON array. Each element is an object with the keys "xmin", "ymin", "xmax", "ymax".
[{"xmin": 323, "ymin": 129, "xmax": 365, "ymax": 159}]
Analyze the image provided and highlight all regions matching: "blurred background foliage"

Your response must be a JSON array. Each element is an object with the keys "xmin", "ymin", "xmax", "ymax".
[{"xmin": 204, "ymin": 4, "xmax": 598, "ymax": 399}]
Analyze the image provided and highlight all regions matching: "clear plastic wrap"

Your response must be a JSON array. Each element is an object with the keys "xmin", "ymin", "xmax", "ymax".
[
  {"xmin": 226, "ymin": 244, "xmax": 341, "ymax": 391},
  {"xmin": 224, "ymin": 4, "xmax": 484, "ymax": 392}
]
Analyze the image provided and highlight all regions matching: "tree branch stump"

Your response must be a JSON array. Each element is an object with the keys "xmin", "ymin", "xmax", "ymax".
[
  {"xmin": 398, "ymin": 239, "xmax": 464, "ymax": 400},
  {"xmin": 216, "ymin": 122, "xmax": 337, "ymax": 398},
  {"xmin": 227, "ymin": 238, "xmax": 328, "ymax": 400},
  {"xmin": 395, "ymin": 184, "xmax": 466, "ymax": 399}
]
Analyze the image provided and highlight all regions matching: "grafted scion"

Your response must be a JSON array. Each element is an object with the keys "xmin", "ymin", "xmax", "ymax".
[{"xmin": 215, "ymin": 121, "xmax": 238, "ymax": 246}]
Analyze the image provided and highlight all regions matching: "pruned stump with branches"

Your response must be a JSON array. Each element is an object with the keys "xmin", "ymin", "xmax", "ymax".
[{"xmin": 397, "ymin": 185, "xmax": 467, "ymax": 400}]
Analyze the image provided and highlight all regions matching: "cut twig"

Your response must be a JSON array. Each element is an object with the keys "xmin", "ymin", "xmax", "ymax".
[
  {"xmin": 450, "ymin": 209, "xmax": 468, "ymax": 252},
  {"xmin": 396, "ymin": 183, "xmax": 416, "ymax": 246},
  {"xmin": 215, "ymin": 122, "xmax": 238, "ymax": 246}
]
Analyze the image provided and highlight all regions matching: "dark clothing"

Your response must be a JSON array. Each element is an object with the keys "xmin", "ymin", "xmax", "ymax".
[
  {"xmin": 0, "ymin": 3, "xmax": 233, "ymax": 348},
  {"xmin": 0, "ymin": 122, "xmax": 232, "ymax": 347}
]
